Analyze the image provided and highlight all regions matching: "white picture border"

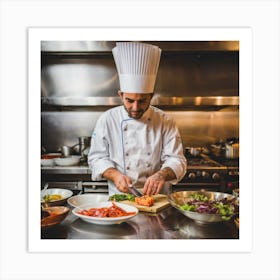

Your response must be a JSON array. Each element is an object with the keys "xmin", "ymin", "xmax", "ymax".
[{"xmin": 28, "ymin": 27, "xmax": 252, "ymax": 253}]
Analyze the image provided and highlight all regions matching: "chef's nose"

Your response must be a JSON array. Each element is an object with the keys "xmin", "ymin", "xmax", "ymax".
[{"xmin": 132, "ymin": 101, "xmax": 140, "ymax": 110}]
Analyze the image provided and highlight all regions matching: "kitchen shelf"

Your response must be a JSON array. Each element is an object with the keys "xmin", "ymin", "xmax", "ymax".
[
  {"xmin": 41, "ymin": 165, "xmax": 91, "ymax": 174},
  {"xmin": 41, "ymin": 96, "xmax": 239, "ymax": 108},
  {"xmin": 41, "ymin": 41, "xmax": 239, "ymax": 54}
]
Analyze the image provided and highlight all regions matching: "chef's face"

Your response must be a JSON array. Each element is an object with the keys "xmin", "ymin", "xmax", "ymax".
[{"xmin": 119, "ymin": 92, "xmax": 153, "ymax": 119}]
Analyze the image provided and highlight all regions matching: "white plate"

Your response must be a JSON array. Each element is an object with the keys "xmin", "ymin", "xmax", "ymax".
[
  {"xmin": 41, "ymin": 153, "xmax": 62, "ymax": 166},
  {"xmin": 67, "ymin": 193, "xmax": 108, "ymax": 208},
  {"xmin": 41, "ymin": 158, "xmax": 55, "ymax": 166},
  {"xmin": 54, "ymin": 155, "xmax": 81, "ymax": 166},
  {"xmin": 72, "ymin": 202, "xmax": 138, "ymax": 225}
]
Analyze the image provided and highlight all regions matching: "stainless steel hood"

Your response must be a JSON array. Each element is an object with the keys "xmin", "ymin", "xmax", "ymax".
[
  {"xmin": 41, "ymin": 96, "xmax": 239, "ymax": 107},
  {"xmin": 41, "ymin": 41, "xmax": 239, "ymax": 108},
  {"xmin": 41, "ymin": 41, "xmax": 239, "ymax": 53}
]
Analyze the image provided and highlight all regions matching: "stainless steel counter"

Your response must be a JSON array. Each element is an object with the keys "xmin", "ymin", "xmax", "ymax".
[
  {"xmin": 41, "ymin": 206, "xmax": 239, "ymax": 239},
  {"xmin": 41, "ymin": 165, "xmax": 90, "ymax": 174}
]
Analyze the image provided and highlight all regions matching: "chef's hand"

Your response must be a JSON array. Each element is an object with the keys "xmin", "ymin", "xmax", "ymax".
[
  {"xmin": 143, "ymin": 171, "xmax": 166, "ymax": 195},
  {"xmin": 102, "ymin": 168, "xmax": 131, "ymax": 193},
  {"xmin": 143, "ymin": 167, "xmax": 177, "ymax": 195},
  {"xmin": 114, "ymin": 174, "xmax": 132, "ymax": 193}
]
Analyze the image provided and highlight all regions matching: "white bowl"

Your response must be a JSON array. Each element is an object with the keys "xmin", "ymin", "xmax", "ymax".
[
  {"xmin": 54, "ymin": 155, "xmax": 81, "ymax": 166},
  {"xmin": 41, "ymin": 158, "xmax": 55, "ymax": 166},
  {"xmin": 41, "ymin": 153, "xmax": 62, "ymax": 166},
  {"xmin": 67, "ymin": 193, "xmax": 109, "ymax": 208},
  {"xmin": 41, "ymin": 188, "xmax": 73, "ymax": 207},
  {"xmin": 72, "ymin": 201, "xmax": 138, "ymax": 225}
]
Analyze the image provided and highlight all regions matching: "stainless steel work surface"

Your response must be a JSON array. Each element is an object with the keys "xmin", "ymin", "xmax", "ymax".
[
  {"xmin": 41, "ymin": 206, "xmax": 238, "ymax": 239},
  {"xmin": 41, "ymin": 165, "xmax": 90, "ymax": 174}
]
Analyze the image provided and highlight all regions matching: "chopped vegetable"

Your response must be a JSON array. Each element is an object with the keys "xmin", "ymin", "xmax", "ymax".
[
  {"xmin": 189, "ymin": 193, "xmax": 209, "ymax": 202},
  {"xmin": 135, "ymin": 195, "xmax": 154, "ymax": 207},
  {"xmin": 180, "ymin": 204, "xmax": 197, "ymax": 212},
  {"xmin": 214, "ymin": 202, "xmax": 235, "ymax": 220},
  {"xmin": 109, "ymin": 193, "xmax": 135, "ymax": 202}
]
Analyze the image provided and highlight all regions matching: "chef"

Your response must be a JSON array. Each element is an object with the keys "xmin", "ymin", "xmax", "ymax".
[{"xmin": 88, "ymin": 41, "xmax": 187, "ymax": 196}]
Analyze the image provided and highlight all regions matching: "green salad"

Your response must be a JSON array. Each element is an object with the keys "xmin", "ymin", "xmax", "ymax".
[
  {"xmin": 179, "ymin": 193, "xmax": 237, "ymax": 220},
  {"xmin": 108, "ymin": 193, "xmax": 135, "ymax": 202}
]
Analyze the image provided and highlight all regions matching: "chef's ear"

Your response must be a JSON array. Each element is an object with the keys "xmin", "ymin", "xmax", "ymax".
[{"xmin": 118, "ymin": 90, "xmax": 123, "ymax": 98}]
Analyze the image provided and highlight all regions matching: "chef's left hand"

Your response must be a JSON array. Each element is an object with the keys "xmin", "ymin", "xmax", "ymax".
[{"xmin": 143, "ymin": 171, "xmax": 165, "ymax": 195}]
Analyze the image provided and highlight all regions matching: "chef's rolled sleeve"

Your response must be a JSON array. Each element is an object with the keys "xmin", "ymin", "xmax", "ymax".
[
  {"xmin": 89, "ymin": 159, "xmax": 115, "ymax": 181},
  {"xmin": 161, "ymin": 157, "xmax": 187, "ymax": 184},
  {"xmin": 160, "ymin": 118, "xmax": 187, "ymax": 184},
  {"xmin": 88, "ymin": 113, "xmax": 116, "ymax": 180}
]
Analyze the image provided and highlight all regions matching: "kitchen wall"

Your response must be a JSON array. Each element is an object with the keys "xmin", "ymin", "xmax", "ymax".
[
  {"xmin": 41, "ymin": 41, "xmax": 239, "ymax": 152},
  {"xmin": 42, "ymin": 46, "xmax": 239, "ymax": 99},
  {"xmin": 41, "ymin": 109, "xmax": 239, "ymax": 152}
]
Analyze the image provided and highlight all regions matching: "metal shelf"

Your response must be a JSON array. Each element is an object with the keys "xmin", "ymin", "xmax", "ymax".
[
  {"xmin": 41, "ymin": 41, "xmax": 239, "ymax": 53},
  {"xmin": 41, "ymin": 96, "xmax": 239, "ymax": 109}
]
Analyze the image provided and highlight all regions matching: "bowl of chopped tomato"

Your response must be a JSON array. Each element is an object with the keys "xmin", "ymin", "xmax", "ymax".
[{"xmin": 72, "ymin": 201, "xmax": 138, "ymax": 225}]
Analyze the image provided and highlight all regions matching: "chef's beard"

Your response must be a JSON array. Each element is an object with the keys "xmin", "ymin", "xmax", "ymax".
[{"xmin": 124, "ymin": 107, "xmax": 146, "ymax": 119}]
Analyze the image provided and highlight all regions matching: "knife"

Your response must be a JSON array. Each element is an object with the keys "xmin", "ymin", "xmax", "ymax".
[{"xmin": 128, "ymin": 184, "xmax": 143, "ymax": 197}]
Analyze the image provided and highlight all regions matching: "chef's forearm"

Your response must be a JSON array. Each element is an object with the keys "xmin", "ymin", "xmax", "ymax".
[
  {"xmin": 156, "ymin": 167, "xmax": 176, "ymax": 181},
  {"xmin": 102, "ymin": 167, "xmax": 131, "ymax": 193},
  {"xmin": 102, "ymin": 167, "xmax": 122, "ymax": 182}
]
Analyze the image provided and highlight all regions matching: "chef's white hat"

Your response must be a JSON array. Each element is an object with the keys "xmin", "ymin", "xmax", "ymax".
[{"xmin": 112, "ymin": 42, "xmax": 161, "ymax": 94}]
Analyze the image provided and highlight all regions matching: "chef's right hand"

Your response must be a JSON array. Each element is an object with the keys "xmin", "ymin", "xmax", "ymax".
[
  {"xmin": 102, "ymin": 168, "xmax": 131, "ymax": 193},
  {"xmin": 113, "ymin": 173, "xmax": 132, "ymax": 193}
]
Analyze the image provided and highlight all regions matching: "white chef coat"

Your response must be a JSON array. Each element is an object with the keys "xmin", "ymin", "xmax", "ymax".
[{"xmin": 88, "ymin": 105, "xmax": 187, "ymax": 195}]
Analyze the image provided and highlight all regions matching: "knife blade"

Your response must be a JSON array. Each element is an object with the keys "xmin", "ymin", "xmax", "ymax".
[{"xmin": 128, "ymin": 184, "xmax": 143, "ymax": 197}]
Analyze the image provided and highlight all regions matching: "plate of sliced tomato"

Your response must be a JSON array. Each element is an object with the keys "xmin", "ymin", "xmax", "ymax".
[{"xmin": 72, "ymin": 201, "xmax": 138, "ymax": 225}]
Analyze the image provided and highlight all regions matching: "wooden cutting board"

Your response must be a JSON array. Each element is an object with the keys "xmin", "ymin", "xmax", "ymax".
[{"xmin": 121, "ymin": 194, "xmax": 170, "ymax": 213}]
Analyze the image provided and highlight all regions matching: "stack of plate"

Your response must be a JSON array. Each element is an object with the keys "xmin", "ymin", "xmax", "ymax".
[
  {"xmin": 54, "ymin": 155, "xmax": 81, "ymax": 166},
  {"xmin": 41, "ymin": 153, "xmax": 62, "ymax": 166}
]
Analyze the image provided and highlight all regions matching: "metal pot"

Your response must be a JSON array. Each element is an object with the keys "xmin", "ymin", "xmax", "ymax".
[
  {"xmin": 185, "ymin": 147, "xmax": 204, "ymax": 157},
  {"xmin": 225, "ymin": 143, "xmax": 239, "ymax": 159},
  {"xmin": 210, "ymin": 144, "xmax": 224, "ymax": 157},
  {"xmin": 210, "ymin": 138, "xmax": 239, "ymax": 159},
  {"xmin": 72, "ymin": 136, "xmax": 91, "ymax": 156},
  {"xmin": 78, "ymin": 136, "xmax": 91, "ymax": 156},
  {"xmin": 59, "ymin": 145, "xmax": 78, "ymax": 157}
]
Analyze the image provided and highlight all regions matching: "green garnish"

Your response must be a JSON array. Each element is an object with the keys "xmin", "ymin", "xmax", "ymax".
[
  {"xmin": 108, "ymin": 194, "xmax": 135, "ymax": 202},
  {"xmin": 189, "ymin": 193, "xmax": 209, "ymax": 201}
]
